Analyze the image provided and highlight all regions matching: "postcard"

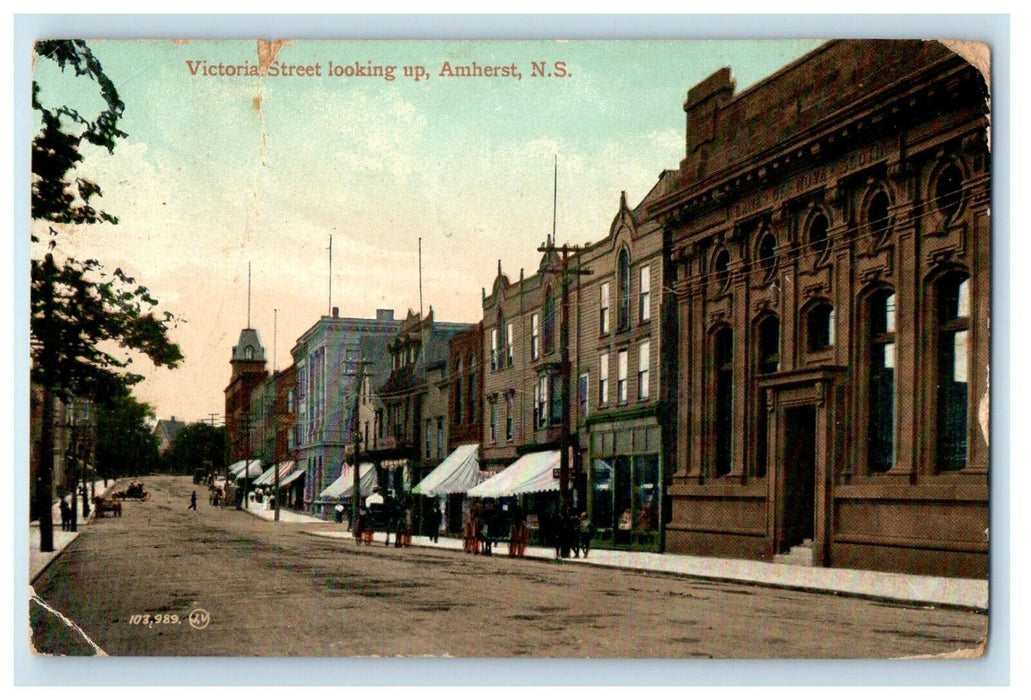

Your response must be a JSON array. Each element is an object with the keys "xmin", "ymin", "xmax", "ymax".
[{"xmin": 26, "ymin": 36, "xmax": 990, "ymax": 662}]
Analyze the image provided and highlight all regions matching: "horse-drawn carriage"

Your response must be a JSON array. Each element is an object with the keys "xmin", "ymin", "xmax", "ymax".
[
  {"xmin": 93, "ymin": 495, "xmax": 123, "ymax": 517},
  {"xmin": 112, "ymin": 481, "xmax": 150, "ymax": 501}
]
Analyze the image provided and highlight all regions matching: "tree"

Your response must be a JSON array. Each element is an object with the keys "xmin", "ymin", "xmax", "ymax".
[
  {"xmin": 31, "ymin": 40, "xmax": 183, "ymax": 551},
  {"xmin": 95, "ymin": 392, "xmax": 160, "ymax": 483},
  {"xmin": 161, "ymin": 423, "xmax": 228, "ymax": 477}
]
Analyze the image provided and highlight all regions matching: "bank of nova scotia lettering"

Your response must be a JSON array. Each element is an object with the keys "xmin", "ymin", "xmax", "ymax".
[{"xmin": 439, "ymin": 61, "xmax": 523, "ymax": 80}]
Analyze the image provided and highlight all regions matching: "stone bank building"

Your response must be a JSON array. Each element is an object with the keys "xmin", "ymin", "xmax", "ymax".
[{"xmin": 649, "ymin": 41, "xmax": 989, "ymax": 577}]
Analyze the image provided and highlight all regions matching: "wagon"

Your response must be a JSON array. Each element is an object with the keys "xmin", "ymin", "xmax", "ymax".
[{"xmin": 93, "ymin": 496, "xmax": 123, "ymax": 518}]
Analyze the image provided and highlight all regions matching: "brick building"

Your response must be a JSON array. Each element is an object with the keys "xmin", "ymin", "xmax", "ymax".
[
  {"xmin": 648, "ymin": 40, "xmax": 989, "ymax": 577},
  {"xmin": 224, "ymin": 327, "xmax": 269, "ymax": 464}
]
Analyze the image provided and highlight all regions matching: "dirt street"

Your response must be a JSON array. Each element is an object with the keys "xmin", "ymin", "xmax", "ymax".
[{"xmin": 30, "ymin": 475, "xmax": 988, "ymax": 658}]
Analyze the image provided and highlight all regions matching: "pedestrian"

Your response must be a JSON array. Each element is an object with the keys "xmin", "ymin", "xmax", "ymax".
[
  {"xmin": 577, "ymin": 512, "xmax": 594, "ymax": 558},
  {"xmin": 59, "ymin": 497, "xmax": 71, "ymax": 531},
  {"xmin": 189, "ymin": 490, "xmax": 197, "ymax": 510},
  {"xmin": 429, "ymin": 503, "xmax": 442, "ymax": 543},
  {"xmin": 334, "ymin": 503, "xmax": 345, "ymax": 524},
  {"xmin": 80, "ymin": 485, "xmax": 91, "ymax": 518}
]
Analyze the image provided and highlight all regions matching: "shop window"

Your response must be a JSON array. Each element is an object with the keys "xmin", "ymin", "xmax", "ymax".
[
  {"xmin": 757, "ymin": 231, "xmax": 777, "ymax": 279},
  {"xmin": 935, "ymin": 163, "xmax": 963, "ymax": 221},
  {"xmin": 639, "ymin": 266, "xmax": 651, "ymax": 323},
  {"xmin": 713, "ymin": 248, "xmax": 730, "ymax": 292},
  {"xmin": 809, "ymin": 213, "xmax": 829, "ymax": 260},
  {"xmin": 638, "ymin": 341, "xmax": 650, "ymax": 400},
  {"xmin": 757, "ymin": 316, "xmax": 780, "ymax": 374},
  {"xmin": 807, "ymin": 303, "xmax": 835, "ymax": 352},
  {"xmin": 868, "ymin": 190, "xmax": 891, "ymax": 243},
  {"xmin": 937, "ymin": 273, "xmax": 970, "ymax": 471},
  {"xmin": 599, "ymin": 351, "xmax": 610, "ymax": 406},
  {"xmin": 617, "ymin": 349, "xmax": 629, "ymax": 405},
  {"xmin": 867, "ymin": 290, "xmax": 897, "ymax": 473},
  {"xmin": 714, "ymin": 327, "xmax": 733, "ymax": 477},
  {"xmin": 543, "ymin": 287, "xmax": 556, "ymax": 355},
  {"xmin": 600, "ymin": 282, "xmax": 611, "ymax": 335},
  {"xmin": 618, "ymin": 248, "xmax": 631, "ymax": 331},
  {"xmin": 591, "ymin": 458, "xmax": 614, "ymax": 535}
]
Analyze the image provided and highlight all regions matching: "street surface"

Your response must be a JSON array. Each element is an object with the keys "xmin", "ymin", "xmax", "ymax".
[{"xmin": 30, "ymin": 476, "xmax": 987, "ymax": 658}]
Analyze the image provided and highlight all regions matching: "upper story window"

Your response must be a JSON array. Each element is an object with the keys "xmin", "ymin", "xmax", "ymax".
[
  {"xmin": 617, "ymin": 249, "xmax": 631, "ymax": 331},
  {"xmin": 490, "ymin": 327, "xmax": 499, "ymax": 371},
  {"xmin": 531, "ymin": 313, "xmax": 540, "ymax": 361},
  {"xmin": 638, "ymin": 266, "xmax": 651, "ymax": 323},
  {"xmin": 578, "ymin": 373, "xmax": 590, "ymax": 417},
  {"xmin": 617, "ymin": 349, "xmax": 629, "ymax": 405},
  {"xmin": 757, "ymin": 231, "xmax": 777, "ymax": 279},
  {"xmin": 599, "ymin": 351, "xmax": 609, "ymax": 407},
  {"xmin": 868, "ymin": 190, "xmax": 891, "ymax": 243},
  {"xmin": 807, "ymin": 303, "xmax": 836, "ymax": 353},
  {"xmin": 543, "ymin": 287, "xmax": 556, "ymax": 355},
  {"xmin": 600, "ymin": 282, "xmax": 611, "ymax": 335},
  {"xmin": 935, "ymin": 163, "xmax": 964, "ymax": 222},
  {"xmin": 714, "ymin": 327, "xmax": 734, "ymax": 477},
  {"xmin": 713, "ymin": 248, "xmax": 730, "ymax": 292},
  {"xmin": 505, "ymin": 393, "xmax": 514, "ymax": 441},
  {"xmin": 757, "ymin": 316, "xmax": 780, "ymax": 375},
  {"xmin": 809, "ymin": 213, "xmax": 829, "ymax": 261},
  {"xmin": 244, "ymin": 345, "xmax": 255, "ymax": 360},
  {"xmin": 638, "ymin": 341, "xmax": 650, "ymax": 400},
  {"xmin": 506, "ymin": 322, "xmax": 514, "ymax": 366}
]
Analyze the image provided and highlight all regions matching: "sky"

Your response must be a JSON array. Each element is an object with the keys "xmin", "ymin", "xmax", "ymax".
[{"xmin": 29, "ymin": 38, "xmax": 823, "ymax": 423}]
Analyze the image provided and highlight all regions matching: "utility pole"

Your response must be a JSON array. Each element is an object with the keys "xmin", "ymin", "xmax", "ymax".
[
  {"xmin": 350, "ymin": 358, "xmax": 368, "ymax": 529},
  {"xmin": 536, "ymin": 240, "xmax": 592, "ymax": 522}
]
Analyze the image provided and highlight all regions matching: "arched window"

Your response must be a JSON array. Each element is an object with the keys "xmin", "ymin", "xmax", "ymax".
[
  {"xmin": 543, "ymin": 287, "xmax": 555, "ymax": 355},
  {"xmin": 244, "ymin": 345, "xmax": 255, "ymax": 360},
  {"xmin": 937, "ymin": 273, "xmax": 970, "ymax": 471},
  {"xmin": 713, "ymin": 327, "xmax": 734, "ymax": 477},
  {"xmin": 807, "ymin": 303, "xmax": 836, "ymax": 352},
  {"xmin": 935, "ymin": 163, "xmax": 964, "ymax": 221},
  {"xmin": 868, "ymin": 190, "xmax": 891, "ymax": 243},
  {"xmin": 757, "ymin": 231, "xmax": 777, "ymax": 279},
  {"xmin": 617, "ymin": 248, "xmax": 631, "ymax": 330},
  {"xmin": 809, "ymin": 213, "xmax": 829, "ymax": 260},
  {"xmin": 713, "ymin": 248, "xmax": 730, "ymax": 292},
  {"xmin": 867, "ymin": 290, "xmax": 896, "ymax": 473}
]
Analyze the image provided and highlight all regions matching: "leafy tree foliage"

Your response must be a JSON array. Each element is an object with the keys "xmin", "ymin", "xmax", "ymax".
[
  {"xmin": 161, "ymin": 423, "xmax": 228, "ymax": 477},
  {"xmin": 95, "ymin": 392, "xmax": 160, "ymax": 481},
  {"xmin": 31, "ymin": 40, "xmax": 183, "ymax": 550}
]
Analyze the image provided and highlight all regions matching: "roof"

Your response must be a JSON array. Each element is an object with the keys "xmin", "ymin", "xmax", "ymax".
[{"xmin": 232, "ymin": 328, "xmax": 267, "ymax": 362}]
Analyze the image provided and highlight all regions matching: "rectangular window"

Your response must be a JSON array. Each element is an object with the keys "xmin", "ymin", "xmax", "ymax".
[
  {"xmin": 490, "ymin": 402, "xmax": 497, "ymax": 444},
  {"xmin": 490, "ymin": 328, "xmax": 498, "ymax": 371},
  {"xmin": 599, "ymin": 352, "xmax": 610, "ymax": 406},
  {"xmin": 425, "ymin": 419, "xmax": 432, "ymax": 458},
  {"xmin": 638, "ymin": 341, "xmax": 650, "ymax": 400},
  {"xmin": 507, "ymin": 323, "xmax": 514, "ymax": 366},
  {"xmin": 550, "ymin": 374, "xmax": 562, "ymax": 423},
  {"xmin": 579, "ymin": 373, "xmax": 590, "ymax": 417},
  {"xmin": 600, "ymin": 282, "xmax": 611, "ymax": 335},
  {"xmin": 531, "ymin": 313, "xmax": 540, "ymax": 360},
  {"xmin": 618, "ymin": 349, "xmax": 628, "ymax": 404},
  {"xmin": 454, "ymin": 377, "xmax": 463, "ymax": 424},
  {"xmin": 639, "ymin": 266, "xmax": 651, "ymax": 322},
  {"xmin": 537, "ymin": 376, "xmax": 548, "ymax": 429},
  {"xmin": 436, "ymin": 417, "xmax": 444, "ymax": 458},
  {"xmin": 505, "ymin": 394, "xmax": 514, "ymax": 440}
]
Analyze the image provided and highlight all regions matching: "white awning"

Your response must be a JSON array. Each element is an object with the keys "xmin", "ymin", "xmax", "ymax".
[
  {"xmin": 254, "ymin": 461, "xmax": 296, "ymax": 487},
  {"xmin": 279, "ymin": 468, "xmax": 305, "ymax": 488},
  {"xmin": 319, "ymin": 463, "xmax": 376, "ymax": 499},
  {"xmin": 229, "ymin": 460, "xmax": 262, "ymax": 479},
  {"xmin": 467, "ymin": 450, "xmax": 560, "ymax": 498},
  {"xmin": 412, "ymin": 444, "xmax": 482, "ymax": 496}
]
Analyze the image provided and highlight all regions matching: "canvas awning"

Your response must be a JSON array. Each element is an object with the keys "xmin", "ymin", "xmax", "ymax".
[
  {"xmin": 319, "ymin": 463, "xmax": 376, "ymax": 500},
  {"xmin": 229, "ymin": 459, "xmax": 262, "ymax": 479},
  {"xmin": 279, "ymin": 468, "xmax": 305, "ymax": 488},
  {"xmin": 412, "ymin": 444, "xmax": 482, "ymax": 496},
  {"xmin": 467, "ymin": 450, "xmax": 560, "ymax": 498},
  {"xmin": 254, "ymin": 461, "xmax": 296, "ymax": 487}
]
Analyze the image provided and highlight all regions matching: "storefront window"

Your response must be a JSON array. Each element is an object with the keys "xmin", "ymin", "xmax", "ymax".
[{"xmin": 591, "ymin": 447, "xmax": 661, "ymax": 550}]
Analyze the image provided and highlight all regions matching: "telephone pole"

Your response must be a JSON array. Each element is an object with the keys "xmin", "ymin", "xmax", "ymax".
[{"xmin": 537, "ymin": 240, "xmax": 591, "ymax": 520}]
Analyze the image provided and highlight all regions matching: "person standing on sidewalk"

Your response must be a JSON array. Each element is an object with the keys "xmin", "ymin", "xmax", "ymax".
[{"xmin": 189, "ymin": 491, "xmax": 197, "ymax": 511}]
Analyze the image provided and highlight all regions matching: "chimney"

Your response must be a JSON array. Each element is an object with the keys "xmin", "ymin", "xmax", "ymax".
[
  {"xmin": 376, "ymin": 309, "xmax": 394, "ymax": 321},
  {"xmin": 332, "ymin": 307, "xmax": 339, "ymax": 318}
]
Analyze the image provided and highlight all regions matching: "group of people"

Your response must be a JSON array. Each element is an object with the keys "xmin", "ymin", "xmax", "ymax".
[
  {"xmin": 352, "ymin": 488, "xmax": 414, "ymax": 548},
  {"xmin": 551, "ymin": 508, "xmax": 595, "ymax": 560}
]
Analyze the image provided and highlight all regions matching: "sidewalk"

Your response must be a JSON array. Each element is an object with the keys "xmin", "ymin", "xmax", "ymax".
[
  {"xmin": 239, "ymin": 502, "xmax": 326, "ymax": 524},
  {"xmin": 29, "ymin": 479, "xmax": 113, "ymax": 582},
  {"xmin": 303, "ymin": 529, "xmax": 989, "ymax": 612}
]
